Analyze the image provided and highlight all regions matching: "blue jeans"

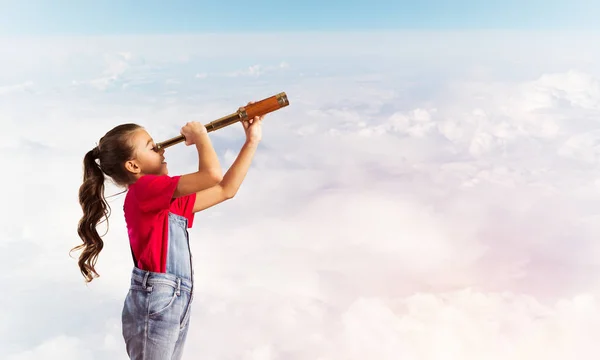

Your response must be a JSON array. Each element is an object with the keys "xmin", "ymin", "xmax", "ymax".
[{"xmin": 121, "ymin": 267, "xmax": 194, "ymax": 359}]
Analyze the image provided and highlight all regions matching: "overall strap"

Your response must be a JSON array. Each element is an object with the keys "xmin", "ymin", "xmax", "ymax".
[{"xmin": 130, "ymin": 243, "xmax": 137, "ymax": 267}]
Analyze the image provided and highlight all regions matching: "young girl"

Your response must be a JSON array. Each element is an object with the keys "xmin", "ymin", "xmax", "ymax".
[{"xmin": 72, "ymin": 105, "xmax": 264, "ymax": 359}]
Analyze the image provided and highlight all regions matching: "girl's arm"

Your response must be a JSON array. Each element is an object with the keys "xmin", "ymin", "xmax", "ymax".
[
  {"xmin": 174, "ymin": 122, "xmax": 223, "ymax": 198},
  {"xmin": 192, "ymin": 139, "xmax": 258, "ymax": 212}
]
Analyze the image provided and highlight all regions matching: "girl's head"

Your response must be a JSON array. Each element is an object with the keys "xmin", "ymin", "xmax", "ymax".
[{"xmin": 72, "ymin": 123, "xmax": 167, "ymax": 282}]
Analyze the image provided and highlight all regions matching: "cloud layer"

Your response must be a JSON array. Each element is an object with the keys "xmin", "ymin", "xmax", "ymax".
[{"xmin": 2, "ymin": 31, "xmax": 600, "ymax": 359}]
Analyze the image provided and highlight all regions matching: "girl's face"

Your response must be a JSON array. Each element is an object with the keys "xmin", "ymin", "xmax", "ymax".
[{"xmin": 126, "ymin": 128, "xmax": 168, "ymax": 178}]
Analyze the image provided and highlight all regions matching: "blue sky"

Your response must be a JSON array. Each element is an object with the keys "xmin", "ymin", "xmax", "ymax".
[{"xmin": 0, "ymin": 0, "xmax": 597, "ymax": 35}]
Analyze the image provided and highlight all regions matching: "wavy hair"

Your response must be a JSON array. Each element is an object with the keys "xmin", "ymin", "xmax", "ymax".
[{"xmin": 71, "ymin": 123, "xmax": 142, "ymax": 282}]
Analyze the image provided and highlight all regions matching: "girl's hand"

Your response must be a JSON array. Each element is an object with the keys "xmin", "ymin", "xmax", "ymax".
[
  {"xmin": 181, "ymin": 121, "xmax": 209, "ymax": 146},
  {"xmin": 242, "ymin": 101, "xmax": 264, "ymax": 144}
]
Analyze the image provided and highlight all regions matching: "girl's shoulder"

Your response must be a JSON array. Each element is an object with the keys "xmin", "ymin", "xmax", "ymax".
[{"xmin": 126, "ymin": 174, "xmax": 183, "ymax": 213}]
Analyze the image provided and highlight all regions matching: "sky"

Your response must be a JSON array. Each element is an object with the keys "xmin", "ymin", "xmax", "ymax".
[
  {"xmin": 0, "ymin": 0, "xmax": 598, "ymax": 34},
  {"xmin": 3, "ymin": 2, "xmax": 600, "ymax": 360}
]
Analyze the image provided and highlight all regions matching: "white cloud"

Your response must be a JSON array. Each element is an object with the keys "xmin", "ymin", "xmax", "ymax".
[
  {"xmin": 226, "ymin": 64, "xmax": 264, "ymax": 77},
  {"xmin": 327, "ymin": 291, "xmax": 600, "ymax": 360},
  {"xmin": 0, "ymin": 81, "xmax": 34, "ymax": 95},
  {"xmin": 558, "ymin": 130, "xmax": 600, "ymax": 164},
  {"xmin": 225, "ymin": 62, "xmax": 290, "ymax": 78},
  {"xmin": 180, "ymin": 289, "xmax": 600, "ymax": 360},
  {"xmin": 3, "ymin": 31, "xmax": 600, "ymax": 359},
  {"xmin": 70, "ymin": 51, "xmax": 153, "ymax": 91},
  {"xmin": 7, "ymin": 336, "xmax": 95, "ymax": 360},
  {"xmin": 521, "ymin": 70, "xmax": 600, "ymax": 110}
]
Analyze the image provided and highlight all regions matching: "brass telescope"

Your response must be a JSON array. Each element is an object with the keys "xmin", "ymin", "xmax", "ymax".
[{"xmin": 154, "ymin": 92, "xmax": 290, "ymax": 151}]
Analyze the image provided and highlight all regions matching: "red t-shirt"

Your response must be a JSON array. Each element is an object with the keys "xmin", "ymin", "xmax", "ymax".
[{"xmin": 123, "ymin": 174, "xmax": 196, "ymax": 273}]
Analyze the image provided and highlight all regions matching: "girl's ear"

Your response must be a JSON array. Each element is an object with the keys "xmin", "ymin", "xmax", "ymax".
[{"xmin": 125, "ymin": 159, "xmax": 141, "ymax": 174}]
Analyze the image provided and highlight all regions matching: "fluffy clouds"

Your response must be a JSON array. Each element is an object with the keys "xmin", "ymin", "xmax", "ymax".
[
  {"xmin": 181, "ymin": 289, "xmax": 600, "ymax": 360},
  {"xmin": 0, "ymin": 81, "xmax": 34, "ymax": 95},
  {"xmin": 7, "ymin": 336, "xmax": 94, "ymax": 360},
  {"xmin": 3, "ymin": 31, "xmax": 600, "ymax": 359}
]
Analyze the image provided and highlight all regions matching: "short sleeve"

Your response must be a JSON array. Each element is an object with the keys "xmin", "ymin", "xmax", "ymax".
[
  {"xmin": 172, "ymin": 192, "xmax": 197, "ymax": 228},
  {"xmin": 132, "ymin": 174, "xmax": 181, "ymax": 213}
]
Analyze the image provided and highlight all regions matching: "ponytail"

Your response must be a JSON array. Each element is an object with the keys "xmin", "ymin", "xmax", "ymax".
[
  {"xmin": 72, "ymin": 147, "xmax": 111, "ymax": 282},
  {"xmin": 71, "ymin": 123, "xmax": 142, "ymax": 283}
]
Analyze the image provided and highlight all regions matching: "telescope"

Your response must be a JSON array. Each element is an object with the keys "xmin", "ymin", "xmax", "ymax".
[{"xmin": 154, "ymin": 92, "xmax": 290, "ymax": 151}]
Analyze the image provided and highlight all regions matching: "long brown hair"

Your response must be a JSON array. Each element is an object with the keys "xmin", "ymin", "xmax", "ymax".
[{"xmin": 71, "ymin": 123, "xmax": 142, "ymax": 282}]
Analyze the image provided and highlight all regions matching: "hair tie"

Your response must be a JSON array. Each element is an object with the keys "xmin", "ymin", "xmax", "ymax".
[{"xmin": 92, "ymin": 146, "xmax": 100, "ymax": 158}]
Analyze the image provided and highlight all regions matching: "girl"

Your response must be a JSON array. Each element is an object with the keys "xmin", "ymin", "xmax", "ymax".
[{"xmin": 72, "ymin": 106, "xmax": 264, "ymax": 359}]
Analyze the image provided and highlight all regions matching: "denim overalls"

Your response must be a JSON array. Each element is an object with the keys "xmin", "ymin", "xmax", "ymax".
[{"xmin": 121, "ymin": 212, "xmax": 195, "ymax": 359}]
